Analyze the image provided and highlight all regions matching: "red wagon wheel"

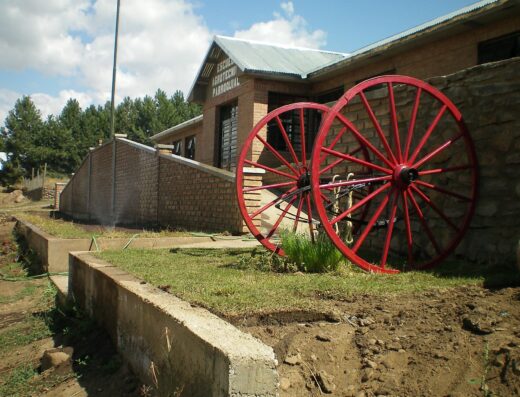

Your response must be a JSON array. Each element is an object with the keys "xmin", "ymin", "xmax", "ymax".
[
  {"xmin": 236, "ymin": 103, "xmax": 329, "ymax": 254},
  {"xmin": 311, "ymin": 76, "xmax": 478, "ymax": 273}
]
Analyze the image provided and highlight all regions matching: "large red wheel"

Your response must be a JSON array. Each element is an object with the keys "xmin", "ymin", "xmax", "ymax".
[{"xmin": 311, "ymin": 76, "xmax": 478, "ymax": 273}]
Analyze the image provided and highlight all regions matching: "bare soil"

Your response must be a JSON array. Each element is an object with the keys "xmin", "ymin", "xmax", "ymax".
[
  {"xmin": 0, "ymin": 216, "xmax": 143, "ymax": 397},
  {"xmin": 238, "ymin": 286, "xmax": 520, "ymax": 397}
]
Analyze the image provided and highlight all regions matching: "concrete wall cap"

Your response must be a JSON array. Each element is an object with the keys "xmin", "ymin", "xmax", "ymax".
[{"xmin": 117, "ymin": 138, "xmax": 156, "ymax": 154}]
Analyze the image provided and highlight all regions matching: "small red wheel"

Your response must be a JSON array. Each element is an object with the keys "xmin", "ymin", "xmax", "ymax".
[
  {"xmin": 311, "ymin": 76, "xmax": 478, "ymax": 273},
  {"xmin": 236, "ymin": 103, "xmax": 329, "ymax": 254}
]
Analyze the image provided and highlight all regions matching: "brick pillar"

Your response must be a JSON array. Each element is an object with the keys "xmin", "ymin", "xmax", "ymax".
[
  {"xmin": 155, "ymin": 144, "xmax": 174, "ymax": 156},
  {"xmin": 54, "ymin": 182, "xmax": 67, "ymax": 209},
  {"xmin": 241, "ymin": 168, "xmax": 265, "ymax": 233}
]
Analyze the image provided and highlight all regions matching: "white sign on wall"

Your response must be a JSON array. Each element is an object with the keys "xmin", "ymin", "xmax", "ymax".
[{"xmin": 212, "ymin": 57, "xmax": 240, "ymax": 97}]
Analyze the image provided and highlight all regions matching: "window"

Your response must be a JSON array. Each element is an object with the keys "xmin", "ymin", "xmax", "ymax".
[
  {"xmin": 267, "ymin": 92, "xmax": 308, "ymax": 151},
  {"xmin": 218, "ymin": 103, "xmax": 238, "ymax": 170},
  {"xmin": 172, "ymin": 140, "xmax": 182, "ymax": 156},
  {"xmin": 185, "ymin": 135, "xmax": 196, "ymax": 160},
  {"xmin": 478, "ymin": 31, "xmax": 520, "ymax": 64}
]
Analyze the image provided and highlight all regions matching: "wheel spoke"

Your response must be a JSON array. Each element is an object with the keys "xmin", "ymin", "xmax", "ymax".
[
  {"xmin": 412, "ymin": 132, "xmax": 464, "ymax": 169},
  {"xmin": 414, "ymin": 180, "xmax": 472, "ymax": 202},
  {"xmin": 320, "ymin": 191, "xmax": 333, "ymax": 204},
  {"xmin": 299, "ymin": 108, "xmax": 307, "ymax": 166},
  {"xmin": 408, "ymin": 105, "xmax": 447, "ymax": 164},
  {"xmin": 418, "ymin": 164, "xmax": 473, "ymax": 176},
  {"xmin": 249, "ymin": 186, "xmax": 298, "ymax": 219},
  {"xmin": 380, "ymin": 189, "xmax": 399, "ymax": 269},
  {"xmin": 267, "ymin": 195, "xmax": 298, "ymax": 238},
  {"xmin": 336, "ymin": 113, "xmax": 395, "ymax": 168},
  {"xmin": 293, "ymin": 194, "xmax": 304, "ymax": 232},
  {"xmin": 305, "ymin": 193, "xmax": 315, "ymax": 243},
  {"xmin": 319, "ymin": 126, "xmax": 347, "ymax": 163},
  {"xmin": 255, "ymin": 134, "xmax": 299, "ymax": 175},
  {"xmin": 359, "ymin": 91, "xmax": 398, "ymax": 164},
  {"xmin": 401, "ymin": 190, "xmax": 414, "ymax": 266},
  {"xmin": 411, "ymin": 185, "xmax": 461, "ymax": 231},
  {"xmin": 321, "ymin": 147, "xmax": 392, "ymax": 175},
  {"xmin": 330, "ymin": 183, "xmax": 391, "ymax": 225},
  {"xmin": 243, "ymin": 180, "xmax": 296, "ymax": 193},
  {"xmin": 244, "ymin": 160, "xmax": 298, "ymax": 180},
  {"xmin": 275, "ymin": 116, "xmax": 300, "ymax": 166},
  {"xmin": 387, "ymin": 83, "xmax": 403, "ymax": 163},
  {"xmin": 408, "ymin": 188, "xmax": 442, "ymax": 254},
  {"xmin": 352, "ymin": 187, "xmax": 393, "ymax": 253},
  {"xmin": 404, "ymin": 87, "xmax": 422, "ymax": 161},
  {"xmin": 319, "ymin": 146, "xmax": 362, "ymax": 175}
]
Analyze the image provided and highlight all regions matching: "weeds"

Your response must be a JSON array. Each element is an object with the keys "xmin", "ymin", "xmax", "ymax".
[
  {"xmin": 0, "ymin": 364, "xmax": 37, "ymax": 397},
  {"xmin": 281, "ymin": 230, "xmax": 344, "ymax": 273}
]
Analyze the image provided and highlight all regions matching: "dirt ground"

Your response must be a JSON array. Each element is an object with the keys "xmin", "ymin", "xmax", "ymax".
[
  {"xmin": 3, "ymin": 196, "xmax": 520, "ymax": 396},
  {"xmin": 238, "ymin": 285, "xmax": 520, "ymax": 397},
  {"xmin": 0, "ymin": 215, "xmax": 143, "ymax": 397}
]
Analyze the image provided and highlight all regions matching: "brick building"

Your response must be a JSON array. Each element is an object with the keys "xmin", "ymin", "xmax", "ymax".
[{"xmin": 151, "ymin": 0, "xmax": 520, "ymax": 170}]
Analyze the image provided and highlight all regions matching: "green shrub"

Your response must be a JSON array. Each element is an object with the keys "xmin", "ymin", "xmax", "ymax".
[{"xmin": 281, "ymin": 230, "xmax": 344, "ymax": 273}]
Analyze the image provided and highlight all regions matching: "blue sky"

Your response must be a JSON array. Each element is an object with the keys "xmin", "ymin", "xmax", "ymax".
[{"xmin": 0, "ymin": 0, "xmax": 479, "ymax": 123}]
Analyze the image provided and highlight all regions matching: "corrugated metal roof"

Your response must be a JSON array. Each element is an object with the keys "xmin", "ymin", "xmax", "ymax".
[
  {"xmin": 308, "ymin": 0, "xmax": 501, "ymax": 76},
  {"xmin": 214, "ymin": 36, "xmax": 347, "ymax": 78}
]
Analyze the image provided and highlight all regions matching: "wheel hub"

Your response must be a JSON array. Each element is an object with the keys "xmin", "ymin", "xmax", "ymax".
[
  {"xmin": 394, "ymin": 165, "xmax": 419, "ymax": 188},
  {"xmin": 297, "ymin": 170, "xmax": 311, "ymax": 189}
]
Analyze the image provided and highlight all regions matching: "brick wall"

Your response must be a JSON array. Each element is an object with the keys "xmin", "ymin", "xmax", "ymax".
[
  {"xmin": 157, "ymin": 155, "xmax": 242, "ymax": 232},
  {"xmin": 71, "ymin": 156, "xmax": 90, "ymax": 220},
  {"xmin": 60, "ymin": 138, "xmax": 243, "ymax": 233},
  {"xmin": 114, "ymin": 140, "xmax": 158, "ymax": 225},
  {"xmin": 89, "ymin": 143, "xmax": 113, "ymax": 224},
  {"xmin": 310, "ymin": 14, "xmax": 520, "ymax": 94}
]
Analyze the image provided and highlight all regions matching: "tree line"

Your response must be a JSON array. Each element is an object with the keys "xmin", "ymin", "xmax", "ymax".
[{"xmin": 0, "ymin": 89, "xmax": 201, "ymax": 185}]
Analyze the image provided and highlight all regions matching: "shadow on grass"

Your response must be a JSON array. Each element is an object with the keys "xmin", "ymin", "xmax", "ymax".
[{"xmin": 427, "ymin": 260, "xmax": 520, "ymax": 289}]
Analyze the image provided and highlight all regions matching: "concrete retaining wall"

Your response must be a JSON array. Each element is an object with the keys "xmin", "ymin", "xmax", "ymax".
[
  {"xmin": 14, "ymin": 217, "xmax": 213, "ymax": 273},
  {"xmin": 69, "ymin": 252, "xmax": 278, "ymax": 397}
]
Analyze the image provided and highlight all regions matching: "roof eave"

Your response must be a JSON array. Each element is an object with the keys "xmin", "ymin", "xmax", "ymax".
[
  {"xmin": 308, "ymin": 0, "xmax": 506, "ymax": 80},
  {"xmin": 150, "ymin": 115, "xmax": 203, "ymax": 141}
]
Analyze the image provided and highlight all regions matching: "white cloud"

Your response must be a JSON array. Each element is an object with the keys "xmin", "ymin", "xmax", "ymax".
[
  {"xmin": 0, "ymin": 0, "xmax": 89, "ymax": 76},
  {"xmin": 0, "ymin": 0, "xmax": 212, "ymax": 113},
  {"xmin": 0, "ymin": 89, "xmax": 22, "ymax": 125},
  {"xmin": 32, "ymin": 90, "xmax": 93, "ymax": 120},
  {"xmin": 234, "ymin": 1, "xmax": 326, "ymax": 49},
  {"xmin": 0, "ymin": 0, "xmax": 328, "ymax": 125}
]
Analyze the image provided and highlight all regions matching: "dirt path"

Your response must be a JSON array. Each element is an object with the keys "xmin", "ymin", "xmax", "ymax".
[
  {"xmin": 0, "ymin": 215, "xmax": 143, "ymax": 397},
  {"xmin": 240, "ymin": 286, "xmax": 520, "ymax": 396}
]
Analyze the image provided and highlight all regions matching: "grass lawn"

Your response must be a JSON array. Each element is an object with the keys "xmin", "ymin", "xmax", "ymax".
[
  {"xmin": 96, "ymin": 248, "xmax": 517, "ymax": 317},
  {"xmin": 14, "ymin": 212, "xmax": 193, "ymax": 239}
]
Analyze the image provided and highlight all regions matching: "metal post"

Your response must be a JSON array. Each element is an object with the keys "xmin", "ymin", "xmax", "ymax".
[
  {"xmin": 110, "ymin": 0, "xmax": 121, "ymax": 224},
  {"xmin": 110, "ymin": 0, "xmax": 121, "ymax": 138}
]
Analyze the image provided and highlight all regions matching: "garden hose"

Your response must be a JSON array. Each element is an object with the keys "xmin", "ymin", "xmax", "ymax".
[{"xmin": 0, "ymin": 271, "xmax": 68, "ymax": 282}]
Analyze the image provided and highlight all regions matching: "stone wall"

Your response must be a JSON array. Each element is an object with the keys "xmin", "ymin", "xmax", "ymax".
[
  {"xmin": 441, "ymin": 58, "xmax": 519, "ymax": 265},
  {"xmin": 321, "ymin": 57, "xmax": 520, "ymax": 266},
  {"xmin": 59, "ymin": 138, "xmax": 243, "ymax": 233}
]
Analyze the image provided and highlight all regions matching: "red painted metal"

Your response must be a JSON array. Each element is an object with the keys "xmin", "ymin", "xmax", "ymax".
[
  {"xmin": 236, "ymin": 103, "xmax": 331, "ymax": 255},
  {"xmin": 310, "ymin": 75, "xmax": 478, "ymax": 273}
]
